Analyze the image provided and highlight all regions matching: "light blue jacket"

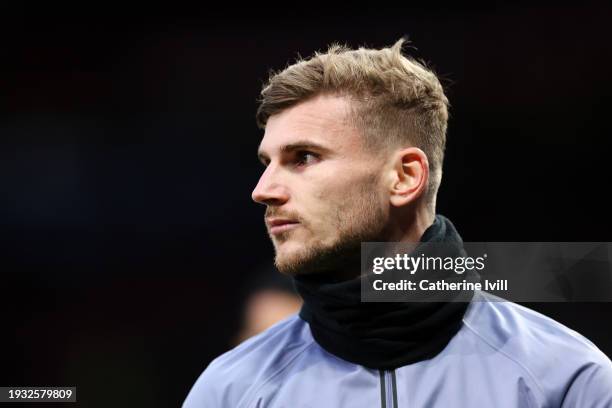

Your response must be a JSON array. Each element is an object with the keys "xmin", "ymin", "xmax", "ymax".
[{"xmin": 183, "ymin": 291, "xmax": 612, "ymax": 407}]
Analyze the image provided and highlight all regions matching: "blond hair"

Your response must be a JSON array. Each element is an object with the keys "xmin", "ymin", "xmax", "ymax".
[{"xmin": 256, "ymin": 39, "xmax": 449, "ymax": 214}]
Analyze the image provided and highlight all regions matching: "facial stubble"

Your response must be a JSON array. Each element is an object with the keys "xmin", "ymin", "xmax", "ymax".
[{"xmin": 272, "ymin": 174, "xmax": 388, "ymax": 278}]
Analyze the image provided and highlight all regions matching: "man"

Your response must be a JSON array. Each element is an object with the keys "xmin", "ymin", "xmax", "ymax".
[{"xmin": 183, "ymin": 40, "xmax": 612, "ymax": 407}]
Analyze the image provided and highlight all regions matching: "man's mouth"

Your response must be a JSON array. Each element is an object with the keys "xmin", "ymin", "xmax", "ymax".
[{"xmin": 266, "ymin": 218, "xmax": 300, "ymax": 235}]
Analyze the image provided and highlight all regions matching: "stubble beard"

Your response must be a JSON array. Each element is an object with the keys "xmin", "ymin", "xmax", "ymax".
[{"xmin": 273, "ymin": 194, "xmax": 389, "ymax": 278}]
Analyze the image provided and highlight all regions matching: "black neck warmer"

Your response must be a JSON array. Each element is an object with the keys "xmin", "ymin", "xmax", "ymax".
[{"xmin": 294, "ymin": 215, "xmax": 477, "ymax": 370}]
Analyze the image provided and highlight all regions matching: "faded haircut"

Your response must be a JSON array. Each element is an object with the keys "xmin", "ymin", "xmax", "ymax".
[{"xmin": 256, "ymin": 39, "xmax": 449, "ymax": 215}]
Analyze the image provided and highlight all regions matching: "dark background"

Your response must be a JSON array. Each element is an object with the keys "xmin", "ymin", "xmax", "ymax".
[{"xmin": 2, "ymin": 4, "xmax": 611, "ymax": 407}]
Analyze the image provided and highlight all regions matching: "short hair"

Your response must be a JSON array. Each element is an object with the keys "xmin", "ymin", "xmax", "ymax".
[{"xmin": 256, "ymin": 39, "xmax": 449, "ymax": 214}]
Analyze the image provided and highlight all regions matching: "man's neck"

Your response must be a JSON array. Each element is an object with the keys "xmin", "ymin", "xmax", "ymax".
[{"xmin": 389, "ymin": 209, "xmax": 435, "ymax": 243}]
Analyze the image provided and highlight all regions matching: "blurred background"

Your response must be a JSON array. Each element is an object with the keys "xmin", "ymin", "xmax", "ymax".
[{"xmin": 2, "ymin": 3, "xmax": 612, "ymax": 407}]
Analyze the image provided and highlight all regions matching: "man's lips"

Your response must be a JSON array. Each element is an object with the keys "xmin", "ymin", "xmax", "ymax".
[{"xmin": 266, "ymin": 218, "xmax": 300, "ymax": 235}]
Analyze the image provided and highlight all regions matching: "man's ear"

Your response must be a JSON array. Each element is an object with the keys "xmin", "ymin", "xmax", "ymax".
[{"xmin": 388, "ymin": 147, "xmax": 429, "ymax": 208}]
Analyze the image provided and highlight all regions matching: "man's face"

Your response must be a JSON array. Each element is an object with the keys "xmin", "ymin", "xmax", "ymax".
[{"xmin": 252, "ymin": 94, "xmax": 390, "ymax": 276}]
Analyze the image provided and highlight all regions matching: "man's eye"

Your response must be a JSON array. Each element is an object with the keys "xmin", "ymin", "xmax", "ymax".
[{"xmin": 295, "ymin": 152, "xmax": 318, "ymax": 167}]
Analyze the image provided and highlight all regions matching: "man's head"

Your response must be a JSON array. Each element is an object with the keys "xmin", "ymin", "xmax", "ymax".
[{"xmin": 252, "ymin": 39, "xmax": 449, "ymax": 276}]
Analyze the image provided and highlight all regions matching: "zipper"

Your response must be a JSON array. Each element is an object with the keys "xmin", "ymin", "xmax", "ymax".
[{"xmin": 379, "ymin": 369, "xmax": 398, "ymax": 408}]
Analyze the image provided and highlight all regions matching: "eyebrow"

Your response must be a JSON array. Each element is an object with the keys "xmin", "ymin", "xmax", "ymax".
[{"xmin": 257, "ymin": 141, "xmax": 332, "ymax": 163}]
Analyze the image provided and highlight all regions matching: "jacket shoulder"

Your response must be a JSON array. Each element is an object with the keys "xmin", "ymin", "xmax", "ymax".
[
  {"xmin": 462, "ymin": 291, "xmax": 612, "ymax": 404},
  {"xmin": 182, "ymin": 313, "xmax": 314, "ymax": 408}
]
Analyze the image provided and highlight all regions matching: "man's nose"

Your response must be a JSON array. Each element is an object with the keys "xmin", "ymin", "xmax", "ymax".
[{"xmin": 251, "ymin": 166, "xmax": 290, "ymax": 206}]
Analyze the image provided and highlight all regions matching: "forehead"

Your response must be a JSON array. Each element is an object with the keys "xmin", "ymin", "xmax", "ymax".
[{"xmin": 259, "ymin": 94, "xmax": 362, "ymax": 155}]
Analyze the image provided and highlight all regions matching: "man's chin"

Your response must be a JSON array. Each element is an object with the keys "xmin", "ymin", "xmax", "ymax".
[
  {"xmin": 273, "ymin": 248, "xmax": 319, "ymax": 277},
  {"xmin": 273, "ymin": 241, "xmax": 362, "ymax": 278}
]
